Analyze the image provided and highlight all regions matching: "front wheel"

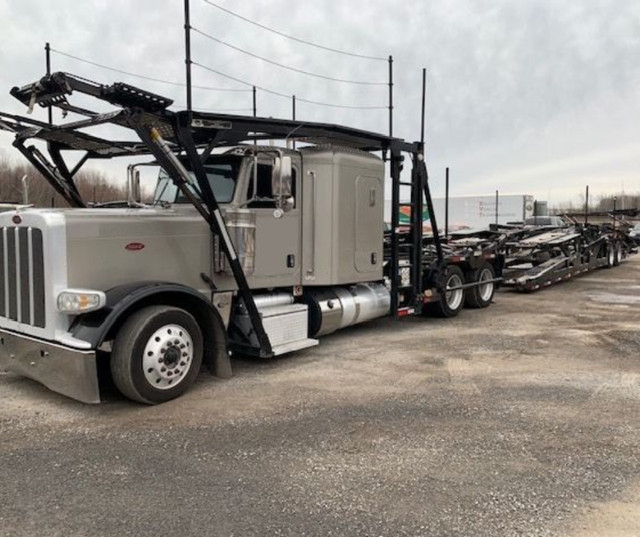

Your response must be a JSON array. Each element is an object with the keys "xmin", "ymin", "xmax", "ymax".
[
  {"xmin": 465, "ymin": 262, "xmax": 496, "ymax": 309},
  {"xmin": 428, "ymin": 265, "xmax": 466, "ymax": 318},
  {"xmin": 110, "ymin": 305, "xmax": 203, "ymax": 404}
]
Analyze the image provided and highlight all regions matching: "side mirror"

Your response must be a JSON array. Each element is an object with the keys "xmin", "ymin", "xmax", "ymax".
[
  {"xmin": 127, "ymin": 166, "xmax": 142, "ymax": 205},
  {"xmin": 133, "ymin": 169, "xmax": 141, "ymax": 203},
  {"xmin": 272, "ymin": 155, "xmax": 293, "ymax": 212}
]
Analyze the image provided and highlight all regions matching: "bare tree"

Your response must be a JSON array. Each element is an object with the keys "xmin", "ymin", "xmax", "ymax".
[{"xmin": 0, "ymin": 156, "xmax": 127, "ymax": 207}]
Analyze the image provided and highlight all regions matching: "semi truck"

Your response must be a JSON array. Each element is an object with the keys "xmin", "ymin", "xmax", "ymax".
[{"xmin": 0, "ymin": 73, "xmax": 544, "ymax": 404}]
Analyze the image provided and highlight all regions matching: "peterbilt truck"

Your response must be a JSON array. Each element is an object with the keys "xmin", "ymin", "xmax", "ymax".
[{"xmin": 0, "ymin": 73, "xmax": 500, "ymax": 404}]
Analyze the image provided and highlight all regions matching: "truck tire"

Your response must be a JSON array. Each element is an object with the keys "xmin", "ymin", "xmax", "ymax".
[
  {"xmin": 465, "ymin": 262, "xmax": 496, "ymax": 309},
  {"xmin": 429, "ymin": 265, "xmax": 466, "ymax": 318},
  {"xmin": 614, "ymin": 242, "xmax": 623, "ymax": 266},
  {"xmin": 605, "ymin": 243, "xmax": 615, "ymax": 268},
  {"xmin": 110, "ymin": 305, "xmax": 203, "ymax": 404}
]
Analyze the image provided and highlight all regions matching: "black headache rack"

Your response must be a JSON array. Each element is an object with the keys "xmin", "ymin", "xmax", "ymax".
[{"xmin": 0, "ymin": 71, "xmax": 446, "ymax": 356}]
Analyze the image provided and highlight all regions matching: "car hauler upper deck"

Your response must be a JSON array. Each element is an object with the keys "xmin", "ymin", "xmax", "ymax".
[{"xmin": 0, "ymin": 72, "xmax": 513, "ymax": 403}]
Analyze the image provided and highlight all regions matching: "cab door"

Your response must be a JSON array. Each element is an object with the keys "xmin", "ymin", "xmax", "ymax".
[{"xmin": 247, "ymin": 160, "xmax": 301, "ymax": 286}]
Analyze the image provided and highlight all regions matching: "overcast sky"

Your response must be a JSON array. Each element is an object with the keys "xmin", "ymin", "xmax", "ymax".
[{"xmin": 0, "ymin": 0, "xmax": 638, "ymax": 204}]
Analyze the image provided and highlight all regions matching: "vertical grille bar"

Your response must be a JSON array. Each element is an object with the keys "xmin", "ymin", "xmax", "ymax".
[
  {"xmin": 19, "ymin": 227, "xmax": 30, "ymax": 324},
  {"xmin": 7, "ymin": 229, "xmax": 17, "ymax": 321},
  {"xmin": 15, "ymin": 227, "xmax": 22, "ymax": 323},
  {"xmin": 32, "ymin": 229, "xmax": 45, "ymax": 328},
  {"xmin": 0, "ymin": 228, "xmax": 5, "ymax": 318},
  {"xmin": 28, "ymin": 228, "xmax": 35, "ymax": 326}
]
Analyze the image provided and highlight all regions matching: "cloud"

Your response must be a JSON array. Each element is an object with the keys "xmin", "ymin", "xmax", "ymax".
[{"xmin": 0, "ymin": 0, "xmax": 638, "ymax": 204}]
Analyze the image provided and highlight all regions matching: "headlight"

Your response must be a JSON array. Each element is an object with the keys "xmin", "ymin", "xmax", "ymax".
[{"xmin": 57, "ymin": 289, "xmax": 106, "ymax": 314}]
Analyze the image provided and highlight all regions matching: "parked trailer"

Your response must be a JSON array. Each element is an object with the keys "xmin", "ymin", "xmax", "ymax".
[
  {"xmin": 0, "ymin": 72, "xmax": 508, "ymax": 404},
  {"xmin": 446, "ymin": 219, "xmax": 636, "ymax": 293}
]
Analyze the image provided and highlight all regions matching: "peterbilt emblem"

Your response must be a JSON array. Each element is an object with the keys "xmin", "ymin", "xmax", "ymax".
[
  {"xmin": 12, "ymin": 215, "xmax": 22, "ymax": 225},
  {"xmin": 125, "ymin": 242, "xmax": 145, "ymax": 251}
]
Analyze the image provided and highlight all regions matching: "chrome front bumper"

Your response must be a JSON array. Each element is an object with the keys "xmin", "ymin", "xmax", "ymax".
[{"xmin": 0, "ymin": 329, "xmax": 99, "ymax": 404}]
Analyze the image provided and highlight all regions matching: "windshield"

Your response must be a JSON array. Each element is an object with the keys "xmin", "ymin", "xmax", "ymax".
[{"xmin": 154, "ymin": 156, "xmax": 242, "ymax": 204}]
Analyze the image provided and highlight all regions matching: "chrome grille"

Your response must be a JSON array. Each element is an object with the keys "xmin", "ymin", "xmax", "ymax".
[{"xmin": 0, "ymin": 227, "xmax": 45, "ymax": 328}]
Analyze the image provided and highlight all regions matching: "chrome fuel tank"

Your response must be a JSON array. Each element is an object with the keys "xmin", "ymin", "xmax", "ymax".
[{"xmin": 303, "ymin": 282, "xmax": 390, "ymax": 337}]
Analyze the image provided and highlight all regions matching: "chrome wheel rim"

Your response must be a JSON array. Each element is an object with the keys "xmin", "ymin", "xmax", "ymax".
[
  {"xmin": 608, "ymin": 247, "xmax": 615, "ymax": 265},
  {"xmin": 445, "ymin": 274, "xmax": 464, "ymax": 310},
  {"xmin": 142, "ymin": 324, "xmax": 193, "ymax": 390},
  {"xmin": 478, "ymin": 268, "xmax": 494, "ymax": 302}
]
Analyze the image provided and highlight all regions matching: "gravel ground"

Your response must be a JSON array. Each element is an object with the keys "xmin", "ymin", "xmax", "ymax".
[{"xmin": 1, "ymin": 257, "xmax": 639, "ymax": 537}]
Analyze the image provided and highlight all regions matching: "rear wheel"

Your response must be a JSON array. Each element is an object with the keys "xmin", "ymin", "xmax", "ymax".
[
  {"xmin": 605, "ymin": 243, "xmax": 615, "ymax": 268},
  {"xmin": 429, "ymin": 265, "xmax": 466, "ymax": 318},
  {"xmin": 465, "ymin": 262, "xmax": 496, "ymax": 309},
  {"xmin": 110, "ymin": 305, "xmax": 203, "ymax": 404},
  {"xmin": 614, "ymin": 242, "xmax": 623, "ymax": 266}
]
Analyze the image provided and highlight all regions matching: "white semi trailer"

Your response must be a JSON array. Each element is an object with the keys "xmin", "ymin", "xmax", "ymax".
[
  {"xmin": 432, "ymin": 194, "xmax": 536, "ymax": 230},
  {"xmin": 386, "ymin": 194, "xmax": 536, "ymax": 231}
]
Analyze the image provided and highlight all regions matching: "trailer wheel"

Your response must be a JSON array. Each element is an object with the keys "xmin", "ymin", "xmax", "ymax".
[
  {"xmin": 110, "ymin": 305, "xmax": 203, "ymax": 404},
  {"xmin": 605, "ymin": 243, "xmax": 615, "ymax": 268},
  {"xmin": 465, "ymin": 263, "xmax": 496, "ymax": 309},
  {"xmin": 429, "ymin": 266, "xmax": 466, "ymax": 318},
  {"xmin": 613, "ymin": 242, "xmax": 623, "ymax": 266}
]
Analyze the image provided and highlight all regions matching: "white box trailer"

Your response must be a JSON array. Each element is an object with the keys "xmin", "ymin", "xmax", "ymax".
[
  {"xmin": 386, "ymin": 194, "xmax": 536, "ymax": 231},
  {"xmin": 432, "ymin": 194, "xmax": 536, "ymax": 230}
]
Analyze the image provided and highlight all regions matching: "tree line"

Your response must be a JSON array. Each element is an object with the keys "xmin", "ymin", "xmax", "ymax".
[
  {"xmin": 0, "ymin": 156, "xmax": 128, "ymax": 207},
  {"xmin": 551, "ymin": 192, "xmax": 640, "ymax": 215}
]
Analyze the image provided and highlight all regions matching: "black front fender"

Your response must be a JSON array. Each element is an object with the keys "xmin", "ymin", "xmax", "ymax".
[{"xmin": 69, "ymin": 281, "xmax": 231, "ymax": 378}]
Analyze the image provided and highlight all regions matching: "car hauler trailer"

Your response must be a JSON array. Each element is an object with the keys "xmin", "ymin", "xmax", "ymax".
[
  {"xmin": 0, "ymin": 72, "xmax": 505, "ymax": 404},
  {"xmin": 499, "ymin": 213, "xmax": 636, "ymax": 292},
  {"xmin": 441, "ymin": 218, "xmax": 636, "ymax": 293}
]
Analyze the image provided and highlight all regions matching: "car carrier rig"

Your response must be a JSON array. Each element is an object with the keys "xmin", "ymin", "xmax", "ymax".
[
  {"xmin": 0, "ymin": 72, "xmax": 510, "ymax": 404},
  {"xmin": 441, "ymin": 216, "xmax": 636, "ymax": 293}
]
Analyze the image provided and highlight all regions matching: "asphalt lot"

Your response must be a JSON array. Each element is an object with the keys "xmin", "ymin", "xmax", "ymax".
[{"xmin": 1, "ymin": 257, "xmax": 639, "ymax": 537}]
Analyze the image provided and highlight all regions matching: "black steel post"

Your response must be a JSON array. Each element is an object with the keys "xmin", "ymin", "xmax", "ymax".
[
  {"xmin": 420, "ymin": 68, "xmax": 426, "ymax": 147},
  {"xmin": 613, "ymin": 196, "xmax": 617, "ymax": 228},
  {"xmin": 45, "ymin": 42, "xmax": 52, "ymax": 124},
  {"xmin": 419, "ymin": 159, "xmax": 444, "ymax": 263},
  {"xmin": 585, "ymin": 185, "xmax": 589, "ymax": 225},
  {"xmin": 388, "ymin": 55, "xmax": 393, "ymax": 137},
  {"xmin": 184, "ymin": 0, "xmax": 192, "ymax": 111},
  {"xmin": 292, "ymin": 95, "xmax": 296, "ymax": 149},
  {"xmin": 172, "ymin": 114, "xmax": 273, "ymax": 356},
  {"xmin": 445, "ymin": 167, "xmax": 449, "ymax": 239},
  {"xmin": 252, "ymin": 86, "xmax": 256, "ymax": 117},
  {"xmin": 390, "ymin": 148, "xmax": 400, "ymax": 317},
  {"xmin": 411, "ymin": 153, "xmax": 423, "ymax": 308},
  {"xmin": 495, "ymin": 190, "xmax": 499, "ymax": 225}
]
